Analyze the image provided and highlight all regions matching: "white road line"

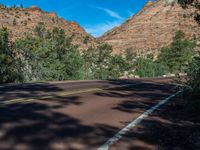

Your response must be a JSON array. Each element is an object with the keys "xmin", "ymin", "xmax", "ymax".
[{"xmin": 98, "ymin": 90, "xmax": 182, "ymax": 150}]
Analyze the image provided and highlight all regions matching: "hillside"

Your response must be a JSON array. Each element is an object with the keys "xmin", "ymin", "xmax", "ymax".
[
  {"xmin": 99, "ymin": 0, "xmax": 200, "ymax": 55},
  {"xmin": 0, "ymin": 5, "xmax": 96, "ymax": 49}
]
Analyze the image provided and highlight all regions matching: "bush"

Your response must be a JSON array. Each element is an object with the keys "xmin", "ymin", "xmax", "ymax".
[{"xmin": 135, "ymin": 56, "xmax": 167, "ymax": 77}]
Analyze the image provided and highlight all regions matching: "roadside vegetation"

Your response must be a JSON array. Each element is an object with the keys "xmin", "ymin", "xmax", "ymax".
[
  {"xmin": 185, "ymin": 56, "xmax": 200, "ymax": 113},
  {"xmin": 0, "ymin": 23, "xmax": 197, "ymax": 84},
  {"xmin": 175, "ymin": 0, "xmax": 200, "ymax": 113},
  {"xmin": 0, "ymin": 24, "xmax": 137, "ymax": 83}
]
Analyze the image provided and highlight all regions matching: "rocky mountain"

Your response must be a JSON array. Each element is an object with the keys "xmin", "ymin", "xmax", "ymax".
[
  {"xmin": 99, "ymin": 0, "xmax": 200, "ymax": 55},
  {"xmin": 0, "ymin": 5, "xmax": 96, "ymax": 49}
]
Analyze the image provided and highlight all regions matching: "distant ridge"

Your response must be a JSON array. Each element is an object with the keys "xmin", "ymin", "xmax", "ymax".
[
  {"xmin": 0, "ymin": 5, "xmax": 96, "ymax": 49},
  {"xmin": 99, "ymin": 0, "xmax": 200, "ymax": 55}
]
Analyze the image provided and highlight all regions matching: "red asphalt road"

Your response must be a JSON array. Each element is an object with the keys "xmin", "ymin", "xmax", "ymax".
[{"xmin": 0, "ymin": 78, "xmax": 177, "ymax": 150}]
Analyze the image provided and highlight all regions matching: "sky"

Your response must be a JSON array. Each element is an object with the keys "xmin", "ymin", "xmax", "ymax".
[{"xmin": 0, "ymin": 0, "xmax": 152, "ymax": 37}]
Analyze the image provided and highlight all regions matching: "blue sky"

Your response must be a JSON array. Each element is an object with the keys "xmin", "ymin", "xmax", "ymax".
[{"xmin": 0, "ymin": 0, "xmax": 152, "ymax": 37}]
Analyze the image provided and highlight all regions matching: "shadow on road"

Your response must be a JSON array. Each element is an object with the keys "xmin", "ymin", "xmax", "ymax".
[
  {"xmin": 0, "ymin": 79, "xmax": 185, "ymax": 150},
  {"xmin": 0, "ymin": 83, "xmax": 63, "ymax": 101},
  {"xmin": 95, "ymin": 81, "xmax": 176, "ymax": 114},
  {"xmin": 0, "ymin": 102, "xmax": 120, "ymax": 150},
  {"xmin": 112, "ymin": 96, "xmax": 200, "ymax": 150}
]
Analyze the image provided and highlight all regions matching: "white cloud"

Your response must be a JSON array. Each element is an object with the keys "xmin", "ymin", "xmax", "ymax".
[
  {"xmin": 85, "ymin": 5, "xmax": 125, "ymax": 37},
  {"xmin": 84, "ymin": 20, "xmax": 123, "ymax": 37},
  {"xmin": 127, "ymin": 10, "xmax": 135, "ymax": 17},
  {"xmin": 90, "ymin": 5, "xmax": 123, "ymax": 20}
]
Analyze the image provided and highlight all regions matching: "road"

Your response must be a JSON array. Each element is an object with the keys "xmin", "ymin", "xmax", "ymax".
[{"xmin": 0, "ymin": 78, "xmax": 178, "ymax": 150}]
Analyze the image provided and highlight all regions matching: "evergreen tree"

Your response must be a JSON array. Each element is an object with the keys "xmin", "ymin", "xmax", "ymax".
[
  {"xmin": 157, "ymin": 30, "xmax": 195, "ymax": 73},
  {"xmin": 187, "ymin": 56, "xmax": 200, "ymax": 98},
  {"xmin": 15, "ymin": 25, "xmax": 84, "ymax": 81},
  {"xmin": 0, "ymin": 28, "xmax": 23, "ymax": 83}
]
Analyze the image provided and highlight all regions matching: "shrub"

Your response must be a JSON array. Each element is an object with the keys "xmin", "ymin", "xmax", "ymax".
[
  {"xmin": 13, "ymin": 19, "xmax": 17, "ymax": 25},
  {"xmin": 83, "ymin": 36, "xmax": 90, "ymax": 44},
  {"xmin": 135, "ymin": 57, "xmax": 167, "ymax": 77}
]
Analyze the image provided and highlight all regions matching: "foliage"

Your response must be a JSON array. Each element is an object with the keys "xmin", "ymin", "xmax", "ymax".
[
  {"xmin": 83, "ymin": 45, "xmax": 137, "ymax": 79},
  {"xmin": 94, "ymin": 44, "xmax": 115, "ymax": 79},
  {"xmin": 135, "ymin": 56, "xmax": 167, "ymax": 77},
  {"xmin": 1, "ymin": 26, "xmax": 197, "ymax": 83},
  {"xmin": 0, "ymin": 28, "xmax": 23, "ymax": 83},
  {"xmin": 83, "ymin": 36, "xmax": 90, "ymax": 44},
  {"xmin": 178, "ymin": 0, "xmax": 194, "ymax": 8},
  {"xmin": 187, "ymin": 56, "xmax": 200, "ymax": 98},
  {"xmin": 15, "ymin": 24, "xmax": 84, "ymax": 81},
  {"xmin": 184, "ymin": 55, "xmax": 200, "ymax": 113},
  {"xmin": 122, "ymin": 48, "xmax": 136, "ymax": 75},
  {"xmin": 157, "ymin": 31, "xmax": 195, "ymax": 73},
  {"xmin": 83, "ymin": 44, "xmax": 126, "ymax": 79}
]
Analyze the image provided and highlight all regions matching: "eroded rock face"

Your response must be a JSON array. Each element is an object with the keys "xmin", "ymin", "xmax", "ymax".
[
  {"xmin": 0, "ymin": 5, "xmax": 96, "ymax": 49},
  {"xmin": 99, "ymin": 0, "xmax": 200, "ymax": 55}
]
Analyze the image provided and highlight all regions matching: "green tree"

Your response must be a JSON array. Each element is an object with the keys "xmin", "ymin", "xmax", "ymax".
[
  {"xmin": 187, "ymin": 56, "xmax": 200, "ymax": 98},
  {"xmin": 95, "ymin": 44, "xmax": 113, "ymax": 79},
  {"xmin": 83, "ymin": 44, "xmax": 130, "ymax": 79},
  {"xmin": 122, "ymin": 48, "xmax": 136, "ymax": 76},
  {"xmin": 157, "ymin": 31, "xmax": 196, "ymax": 73},
  {"xmin": 34, "ymin": 22, "xmax": 46, "ymax": 38},
  {"xmin": 0, "ymin": 28, "xmax": 23, "ymax": 83},
  {"xmin": 108, "ymin": 54, "xmax": 127, "ymax": 79},
  {"xmin": 15, "ymin": 26, "xmax": 84, "ymax": 81},
  {"xmin": 185, "ymin": 55, "xmax": 200, "ymax": 113},
  {"xmin": 82, "ymin": 46, "xmax": 99, "ymax": 79},
  {"xmin": 83, "ymin": 44, "xmax": 113, "ymax": 79},
  {"xmin": 135, "ymin": 57, "xmax": 166, "ymax": 77}
]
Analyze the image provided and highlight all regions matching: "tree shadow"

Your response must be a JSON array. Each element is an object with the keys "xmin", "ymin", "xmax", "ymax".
[
  {"xmin": 0, "ymin": 80, "xmax": 133, "ymax": 102},
  {"xmin": 0, "ymin": 102, "xmax": 121, "ymax": 150},
  {"xmin": 0, "ymin": 79, "xmax": 180, "ymax": 150},
  {"xmin": 112, "ymin": 97, "xmax": 200, "ymax": 150},
  {"xmin": 95, "ymin": 81, "xmax": 176, "ymax": 114},
  {"xmin": 0, "ymin": 82, "xmax": 63, "ymax": 101}
]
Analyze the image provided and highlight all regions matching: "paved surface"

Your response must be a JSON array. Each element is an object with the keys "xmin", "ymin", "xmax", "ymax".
[{"xmin": 0, "ymin": 78, "xmax": 177, "ymax": 150}]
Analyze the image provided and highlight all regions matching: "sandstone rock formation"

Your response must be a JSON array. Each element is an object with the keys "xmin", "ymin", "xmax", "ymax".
[
  {"xmin": 99, "ymin": 0, "xmax": 200, "ymax": 55},
  {"xmin": 0, "ymin": 5, "xmax": 96, "ymax": 49}
]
